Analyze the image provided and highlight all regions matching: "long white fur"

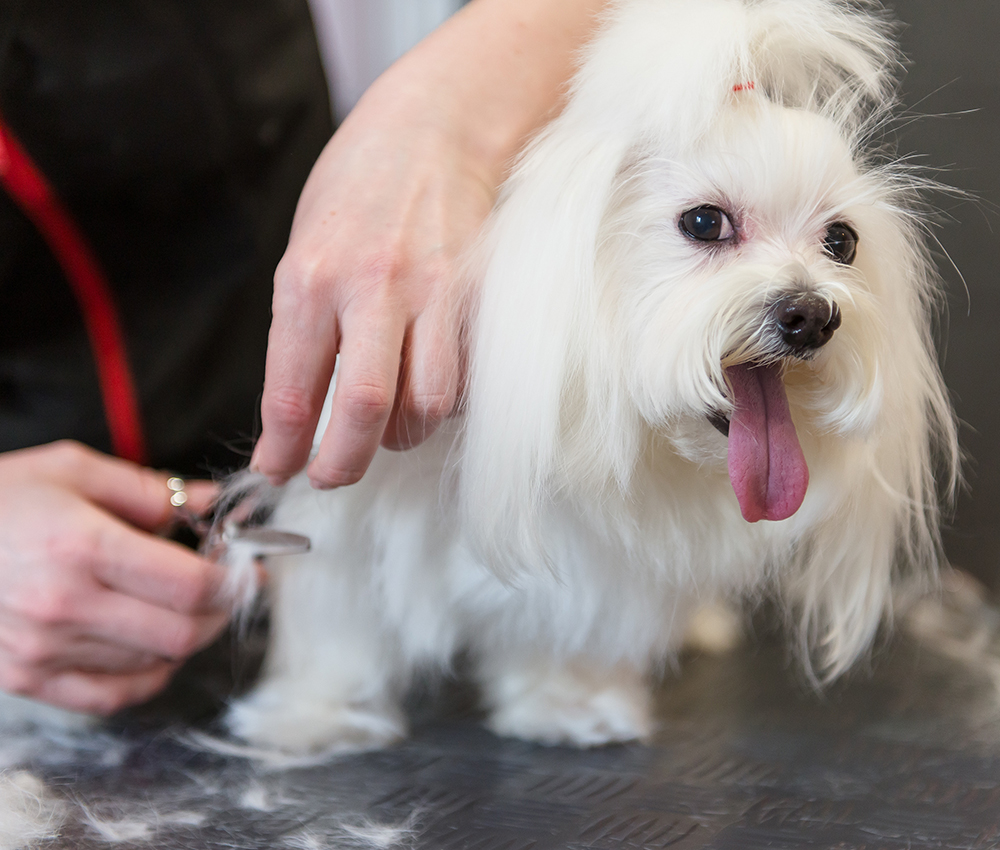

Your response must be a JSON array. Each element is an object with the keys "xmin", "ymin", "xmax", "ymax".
[
  {"xmin": 225, "ymin": 0, "xmax": 958, "ymax": 753},
  {"xmin": 0, "ymin": 772, "xmax": 64, "ymax": 850}
]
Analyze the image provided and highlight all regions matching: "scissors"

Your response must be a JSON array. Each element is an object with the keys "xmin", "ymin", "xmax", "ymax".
[
  {"xmin": 207, "ymin": 524, "xmax": 312, "ymax": 559},
  {"xmin": 167, "ymin": 478, "xmax": 311, "ymax": 560}
]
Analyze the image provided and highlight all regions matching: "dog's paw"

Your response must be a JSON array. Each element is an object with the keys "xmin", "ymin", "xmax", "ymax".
[
  {"xmin": 483, "ymin": 660, "xmax": 653, "ymax": 747},
  {"xmin": 225, "ymin": 688, "xmax": 406, "ymax": 756}
]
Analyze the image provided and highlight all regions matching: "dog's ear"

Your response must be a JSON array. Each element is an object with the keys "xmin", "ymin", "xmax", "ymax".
[
  {"xmin": 459, "ymin": 122, "xmax": 637, "ymax": 576},
  {"xmin": 456, "ymin": 0, "xmax": 748, "ymax": 575}
]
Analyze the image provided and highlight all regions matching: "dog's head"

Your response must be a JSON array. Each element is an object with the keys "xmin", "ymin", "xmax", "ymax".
[
  {"xmin": 461, "ymin": 0, "xmax": 957, "ymax": 630},
  {"xmin": 610, "ymin": 96, "xmax": 903, "ymax": 522}
]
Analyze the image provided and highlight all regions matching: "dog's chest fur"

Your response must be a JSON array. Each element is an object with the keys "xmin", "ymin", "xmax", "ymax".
[{"xmin": 266, "ymin": 421, "xmax": 823, "ymax": 670}]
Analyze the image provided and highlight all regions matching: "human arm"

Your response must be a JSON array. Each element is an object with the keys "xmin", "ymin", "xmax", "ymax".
[
  {"xmin": 0, "ymin": 441, "xmax": 230, "ymax": 714},
  {"xmin": 251, "ymin": 0, "xmax": 612, "ymax": 488}
]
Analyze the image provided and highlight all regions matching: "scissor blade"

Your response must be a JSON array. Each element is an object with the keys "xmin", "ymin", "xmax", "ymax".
[{"xmin": 226, "ymin": 528, "xmax": 311, "ymax": 556}]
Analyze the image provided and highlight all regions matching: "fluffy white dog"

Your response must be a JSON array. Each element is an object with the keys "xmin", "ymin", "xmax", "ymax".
[{"xmin": 226, "ymin": 0, "xmax": 959, "ymax": 754}]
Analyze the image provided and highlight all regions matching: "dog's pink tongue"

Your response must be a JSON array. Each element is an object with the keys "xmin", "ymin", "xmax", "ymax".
[{"xmin": 726, "ymin": 363, "xmax": 808, "ymax": 523}]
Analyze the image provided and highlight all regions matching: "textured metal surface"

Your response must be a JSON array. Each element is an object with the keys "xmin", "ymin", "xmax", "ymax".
[{"xmin": 25, "ymin": 622, "xmax": 1000, "ymax": 850}]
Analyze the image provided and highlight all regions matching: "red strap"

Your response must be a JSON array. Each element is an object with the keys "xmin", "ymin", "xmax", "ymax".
[{"xmin": 0, "ymin": 117, "xmax": 147, "ymax": 465}]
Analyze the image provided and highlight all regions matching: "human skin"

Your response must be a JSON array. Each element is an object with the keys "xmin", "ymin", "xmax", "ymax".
[
  {"xmin": 0, "ymin": 442, "xmax": 229, "ymax": 714},
  {"xmin": 251, "ymin": 0, "xmax": 611, "ymax": 489}
]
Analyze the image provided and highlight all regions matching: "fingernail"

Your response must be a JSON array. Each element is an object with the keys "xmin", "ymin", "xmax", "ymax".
[{"xmin": 250, "ymin": 449, "xmax": 288, "ymax": 487}]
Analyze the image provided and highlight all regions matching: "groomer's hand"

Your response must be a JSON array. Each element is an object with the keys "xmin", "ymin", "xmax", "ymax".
[
  {"xmin": 0, "ymin": 441, "xmax": 227, "ymax": 714},
  {"xmin": 252, "ymin": 0, "xmax": 610, "ymax": 489},
  {"xmin": 252, "ymin": 75, "xmax": 490, "ymax": 489}
]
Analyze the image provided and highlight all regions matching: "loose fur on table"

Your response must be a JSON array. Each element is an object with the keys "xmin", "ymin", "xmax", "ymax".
[
  {"xmin": 0, "ymin": 715, "xmax": 416, "ymax": 849},
  {"xmin": 219, "ymin": 0, "xmax": 959, "ymax": 756}
]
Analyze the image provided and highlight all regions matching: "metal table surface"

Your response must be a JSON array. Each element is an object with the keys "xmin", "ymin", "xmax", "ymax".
[{"xmin": 14, "ymin": 581, "xmax": 1000, "ymax": 850}]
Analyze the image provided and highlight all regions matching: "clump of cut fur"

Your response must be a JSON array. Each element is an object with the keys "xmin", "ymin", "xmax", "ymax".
[{"xmin": 0, "ymin": 772, "xmax": 64, "ymax": 850}]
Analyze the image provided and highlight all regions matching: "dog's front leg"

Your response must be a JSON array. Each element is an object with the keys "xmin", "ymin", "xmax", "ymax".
[{"xmin": 225, "ymin": 550, "xmax": 407, "ymax": 756}]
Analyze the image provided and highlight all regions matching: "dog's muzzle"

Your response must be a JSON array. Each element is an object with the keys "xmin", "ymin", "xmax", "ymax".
[
  {"xmin": 708, "ymin": 294, "xmax": 841, "ymax": 439},
  {"xmin": 771, "ymin": 293, "xmax": 841, "ymax": 355}
]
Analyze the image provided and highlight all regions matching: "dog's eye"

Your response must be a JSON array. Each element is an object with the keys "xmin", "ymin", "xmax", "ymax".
[
  {"xmin": 679, "ymin": 206, "xmax": 735, "ymax": 242},
  {"xmin": 823, "ymin": 222, "xmax": 859, "ymax": 265}
]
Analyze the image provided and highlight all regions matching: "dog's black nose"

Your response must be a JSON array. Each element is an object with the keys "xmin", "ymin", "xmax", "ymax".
[{"xmin": 772, "ymin": 294, "xmax": 841, "ymax": 352}]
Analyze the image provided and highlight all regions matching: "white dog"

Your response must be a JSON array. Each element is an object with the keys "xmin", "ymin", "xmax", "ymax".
[{"xmin": 225, "ymin": 0, "xmax": 959, "ymax": 754}]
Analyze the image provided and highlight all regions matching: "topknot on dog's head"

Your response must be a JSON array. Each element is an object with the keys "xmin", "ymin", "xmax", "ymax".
[
  {"xmin": 742, "ymin": 0, "xmax": 899, "ymax": 123},
  {"xmin": 572, "ymin": 0, "xmax": 899, "ymax": 150}
]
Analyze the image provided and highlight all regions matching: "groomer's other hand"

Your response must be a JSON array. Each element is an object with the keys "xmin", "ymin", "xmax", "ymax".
[
  {"xmin": 253, "ymin": 79, "xmax": 489, "ymax": 490},
  {"xmin": 0, "ymin": 441, "xmax": 226, "ymax": 714},
  {"xmin": 252, "ymin": 0, "xmax": 610, "ymax": 489}
]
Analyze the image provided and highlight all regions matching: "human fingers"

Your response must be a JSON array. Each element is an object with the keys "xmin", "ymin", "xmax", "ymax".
[
  {"xmin": 13, "ymin": 441, "xmax": 218, "ymax": 532},
  {"xmin": 0, "ymin": 488, "xmax": 228, "ymax": 656},
  {"xmin": 0, "ymin": 661, "xmax": 181, "ymax": 716},
  {"xmin": 306, "ymin": 302, "xmax": 408, "ymax": 488},
  {"xmin": 381, "ymin": 306, "xmax": 462, "ymax": 451},
  {"xmin": 75, "ymin": 590, "xmax": 230, "ymax": 663},
  {"xmin": 161, "ymin": 479, "xmax": 218, "ymax": 527},
  {"xmin": 2, "ymin": 556, "xmax": 229, "ymax": 664},
  {"xmin": 0, "ymin": 619, "xmax": 162, "ymax": 674},
  {"xmin": 81, "ymin": 463, "xmax": 217, "ymax": 532},
  {"xmin": 88, "ymin": 515, "xmax": 230, "ymax": 616},
  {"xmin": 252, "ymin": 255, "xmax": 342, "ymax": 485}
]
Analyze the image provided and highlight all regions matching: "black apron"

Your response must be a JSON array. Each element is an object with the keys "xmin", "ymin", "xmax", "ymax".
[{"xmin": 0, "ymin": 0, "xmax": 333, "ymax": 475}]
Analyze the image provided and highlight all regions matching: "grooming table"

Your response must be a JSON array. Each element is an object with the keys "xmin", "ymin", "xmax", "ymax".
[{"xmin": 27, "ymin": 588, "xmax": 1000, "ymax": 850}]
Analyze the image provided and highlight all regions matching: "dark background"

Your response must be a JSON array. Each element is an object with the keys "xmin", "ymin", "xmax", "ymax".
[{"xmin": 890, "ymin": 1, "xmax": 1000, "ymax": 590}]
